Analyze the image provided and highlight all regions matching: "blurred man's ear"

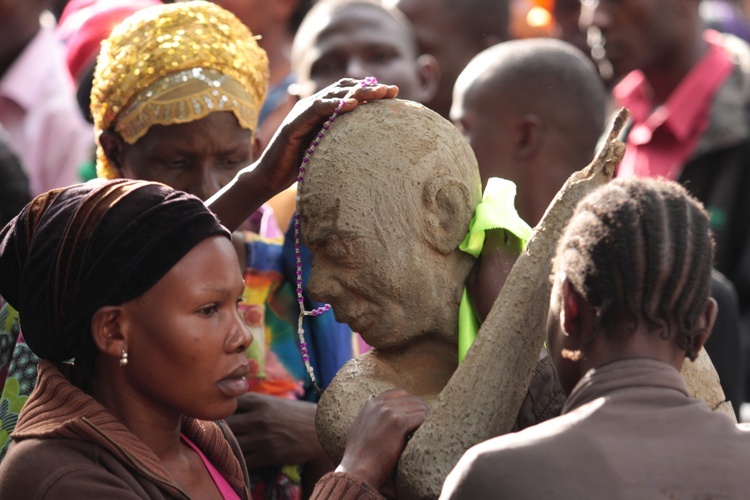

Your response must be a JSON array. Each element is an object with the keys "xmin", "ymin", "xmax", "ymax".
[
  {"xmin": 513, "ymin": 113, "xmax": 544, "ymax": 161},
  {"xmin": 414, "ymin": 53, "xmax": 440, "ymax": 104},
  {"xmin": 99, "ymin": 130, "xmax": 126, "ymax": 170}
]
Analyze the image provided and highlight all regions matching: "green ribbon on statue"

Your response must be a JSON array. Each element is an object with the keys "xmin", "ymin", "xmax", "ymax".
[{"xmin": 457, "ymin": 178, "xmax": 533, "ymax": 363}]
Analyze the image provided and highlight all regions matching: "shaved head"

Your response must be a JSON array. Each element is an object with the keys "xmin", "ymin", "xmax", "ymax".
[
  {"xmin": 451, "ymin": 38, "xmax": 607, "ymax": 224},
  {"xmin": 454, "ymin": 38, "xmax": 605, "ymax": 161}
]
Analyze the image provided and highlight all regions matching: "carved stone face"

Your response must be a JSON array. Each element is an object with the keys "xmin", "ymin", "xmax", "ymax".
[
  {"xmin": 301, "ymin": 158, "xmax": 432, "ymax": 349},
  {"xmin": 298, "ymin": 99, "xmax": 482, "ymax": 349}
]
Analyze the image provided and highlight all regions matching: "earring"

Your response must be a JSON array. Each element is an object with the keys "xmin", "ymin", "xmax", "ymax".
[
  {"xmin": 119, "ymin": 349, "xmax": 129, "ymax": 367},
  {"xmin": 560, "ymin": 348, "xmax": 582, "ymax": 362}
]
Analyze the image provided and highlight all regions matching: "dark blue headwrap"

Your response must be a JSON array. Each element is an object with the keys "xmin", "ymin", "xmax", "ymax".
[{"xmin": 0, "ymin": 179, "xmax": 230, "ymax": 369}]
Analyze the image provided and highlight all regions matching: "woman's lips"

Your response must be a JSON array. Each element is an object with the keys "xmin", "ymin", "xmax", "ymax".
[{"xmin": 218, "ymin": 363, "xmax": 251, "ymax": 397}]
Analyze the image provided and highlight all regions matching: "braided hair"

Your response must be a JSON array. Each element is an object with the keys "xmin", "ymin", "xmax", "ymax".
[{"xmin": 553, "ymin": 178, "xmax": 714, "ymax": 359}]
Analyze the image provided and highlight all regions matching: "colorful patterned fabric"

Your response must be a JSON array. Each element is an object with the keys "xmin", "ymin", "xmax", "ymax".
[
  {"xmin": 242, "ymin": 232, "xmax": 305, "ymax": 400},
  {"xmin": 0, "ymin": 297, "xmax": 35, "ymax": 461},
  {"xmin": 241, "ymin": 230, "xmax": 355, "ymax": 499},
  {"xmin": 0, "ymin": 297, "xmax": 20, "ymax": 388},
  {"xmin": 243, "ymin": 229, "xmax": 356, "ymax": 398}
]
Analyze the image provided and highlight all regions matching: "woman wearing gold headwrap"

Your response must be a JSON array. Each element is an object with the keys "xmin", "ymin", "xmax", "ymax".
[
  {"xmin": 92, "ymin": 3, "xmax": 408, "ymax": 498},
  {"xmin": 92, "ymin": 0, "xmax": 269, "ymax": 202}
]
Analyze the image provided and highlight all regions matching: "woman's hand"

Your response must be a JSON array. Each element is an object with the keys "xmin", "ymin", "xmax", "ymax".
[
  {"xmin": 336, "ymin": 389, "xmax": 428, "ymax": 492},
  {"xmin": 255, "ymin": 78, "xmax": 398, "ymax": 196},
  {"xmin": 207, "ymin": 79, "xmax": 398, "ymax": 231}
]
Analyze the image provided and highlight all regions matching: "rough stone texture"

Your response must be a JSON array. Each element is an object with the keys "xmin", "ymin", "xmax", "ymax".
[
  {"xmin": 304, "ymin": 104, "xmax": 731, "ymax": 499},
  {"xmin": 300, "ymin": 100, "xmax": 481, "ymax": 465},
  {"xmin": 683, "ymin": 350, "xmax": 735, "ymax": 420},
  {"xmin": 393, "ymin": 108, "xmax": 629, "ymax": 500}
]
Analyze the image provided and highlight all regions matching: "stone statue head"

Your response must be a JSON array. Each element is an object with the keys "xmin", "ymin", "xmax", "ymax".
[{"xmin": 298, "ymin": 99, "xmax": 482, "ymax": 349}]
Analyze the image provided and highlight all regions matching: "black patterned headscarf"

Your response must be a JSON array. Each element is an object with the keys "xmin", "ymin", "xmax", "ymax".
[{"xmin": 0, "ymin": 179, "xmax": 230, "ymax": 373}]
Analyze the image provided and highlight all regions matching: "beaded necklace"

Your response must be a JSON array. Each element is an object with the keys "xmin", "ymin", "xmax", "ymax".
[{"xmin": 293, "ymin": 77, "xmax": 378, "ymax": 393}]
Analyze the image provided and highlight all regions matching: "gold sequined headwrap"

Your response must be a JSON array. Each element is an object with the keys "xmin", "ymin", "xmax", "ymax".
[{"xmin": 91, "ymin": 1, "xmax": 269, "ymax": 179}]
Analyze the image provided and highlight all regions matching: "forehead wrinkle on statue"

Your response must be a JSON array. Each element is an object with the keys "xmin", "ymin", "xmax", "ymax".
[
  {"xmin": 300, "ymin": 99, "xmax": 481, "ymax": 249},
  {"xmin": 299, "ymin": 173, "xmax": 387, "ymax": 247},
  {"xmin": 301, "ymin": 150, "xmax": 426, "ymax": 246}
]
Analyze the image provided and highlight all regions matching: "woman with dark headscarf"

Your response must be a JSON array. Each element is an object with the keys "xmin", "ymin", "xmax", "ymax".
[
  {"xmin": 0, "ymin": 3, "xmax": 373, "ymax": 495},
  {"xmin": 88, "ymin": 4, "xmax": 366, "ymax": 495},
  {"xmin": 0, "ymin": 178, "xmax": 426, "ymax": 498}
]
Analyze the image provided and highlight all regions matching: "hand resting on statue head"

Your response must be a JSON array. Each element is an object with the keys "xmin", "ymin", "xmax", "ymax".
[{"xmin": 207, "ymin": 78, "xmax": 399, "ymax": 231}]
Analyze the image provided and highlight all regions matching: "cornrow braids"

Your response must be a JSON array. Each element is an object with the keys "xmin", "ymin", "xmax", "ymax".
[{"xmin": 553, "ymin": 178, "xmax": 714, "ymax": 358}]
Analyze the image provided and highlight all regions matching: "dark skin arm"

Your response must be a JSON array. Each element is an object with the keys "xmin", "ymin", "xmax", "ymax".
[
  {"xmin": 227, "ymin": 389, "xmax": 427, "ymax": 497},
  {"xmin": 206, "ymin": 79, "xmax": 399, "ymax": 230},
  {"xmin": 465, "ymin": 228, "xmax": 521, "ymax": 323}
]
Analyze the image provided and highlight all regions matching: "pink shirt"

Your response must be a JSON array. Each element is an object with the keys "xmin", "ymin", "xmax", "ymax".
[
  {"xmin": 181, "ymin": 434, "xmax": 241, "ymax": 500},
  {"xmin": 0, "ymin": 23, "xmax": 93, "ymax": 195},
  {"xmin": 614, "ymin": 30, "xmax": 734, "ymax": 180}
]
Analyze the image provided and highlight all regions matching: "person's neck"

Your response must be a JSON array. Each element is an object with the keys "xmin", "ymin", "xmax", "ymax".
[
  {"xmin": 259, "ymin": 29, "xmax": 293, "ymax": 87},
  {"xmin": 641, "ymin": 31, "xmax": 709, "ymax": 105},
  {"xmin": 579, "ymin": 327, "xmax": 687, "ymax": 376},
  {"xmin": 0, "ymin": 25, "xmax": 40, "ymax": 77},
  {"xmin": 89, "ymin": 374, "xmax": 184, "ymax": 461}
]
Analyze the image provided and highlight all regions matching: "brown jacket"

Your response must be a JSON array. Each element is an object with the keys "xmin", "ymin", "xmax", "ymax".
[
  {"xmin": 0, "ymin": 360, "xmax": 381, "ymax": 500},
  {"xmin": 441, "ymin": 358, "xmax": 750, "ymax": 499},
  {"xmin": 0, "ymin": 360, "xmax": 252, "ymax": 498}
]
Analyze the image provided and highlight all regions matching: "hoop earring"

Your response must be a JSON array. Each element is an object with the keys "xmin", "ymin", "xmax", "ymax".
[{"xmin": 119, "ymin": 349, "xmax": 129, "ymax": 367}]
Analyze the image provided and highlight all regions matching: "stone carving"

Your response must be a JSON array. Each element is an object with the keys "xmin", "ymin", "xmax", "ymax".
[{"xmin": 302, "ymin": 102, "xmax": 729, "ymax": 499}]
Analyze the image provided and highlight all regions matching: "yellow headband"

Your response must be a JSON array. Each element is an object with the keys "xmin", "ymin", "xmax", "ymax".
[{"xmin": 91, "ymin": 1, "xmax": 269, "ymax": 179}]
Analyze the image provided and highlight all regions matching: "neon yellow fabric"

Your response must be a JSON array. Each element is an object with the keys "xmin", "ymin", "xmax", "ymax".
[{"xmin": 457, "ymin": 178, "xmax": 533, "ymax": 362}]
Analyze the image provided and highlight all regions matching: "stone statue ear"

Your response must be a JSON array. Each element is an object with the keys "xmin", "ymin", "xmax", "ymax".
[{"xmin": 421, "ymin": 177, "xmax": 473, "ymax": 254}]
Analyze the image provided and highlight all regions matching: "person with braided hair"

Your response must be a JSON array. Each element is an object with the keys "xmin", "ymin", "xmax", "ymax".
[
  {"xmin": 441, "ymin": 177, "xmax": 750, "ymax": 499},
  {"xmin": 579, "ymin": 0, "xmax": 750, "ymax": 403}
]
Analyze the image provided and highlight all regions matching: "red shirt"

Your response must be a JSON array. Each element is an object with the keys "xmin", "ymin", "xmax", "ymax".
[{"xmin": 615, "ymin": 30, "xmax": 734, "ymax": 180}]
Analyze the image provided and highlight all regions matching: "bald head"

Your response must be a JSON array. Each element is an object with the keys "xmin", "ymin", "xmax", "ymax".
[
  {"xmin": 392, "ymin": 0, "xmax": 509, "ymax": 118},
  {"xmin": 300, "ymin": 98, "xmax": 481, "ymax": 254},
  {"xmin": 452, "ymin": 38, "xmax": 607, "ymax": 225},
  {"xmin": 291, "ymin": 0, "xmax": 437, "ymax": 102}
]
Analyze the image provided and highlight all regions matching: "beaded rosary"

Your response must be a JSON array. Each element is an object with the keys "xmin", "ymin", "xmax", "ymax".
[{"xmin": 293, "ymin": 76, "xmax": 379, "ymax": 393}]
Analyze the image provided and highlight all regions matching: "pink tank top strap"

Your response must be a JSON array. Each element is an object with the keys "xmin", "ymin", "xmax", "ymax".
[{"xmin": 181, "ymin": 433, "xmax": 241, "ymax": 500}]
